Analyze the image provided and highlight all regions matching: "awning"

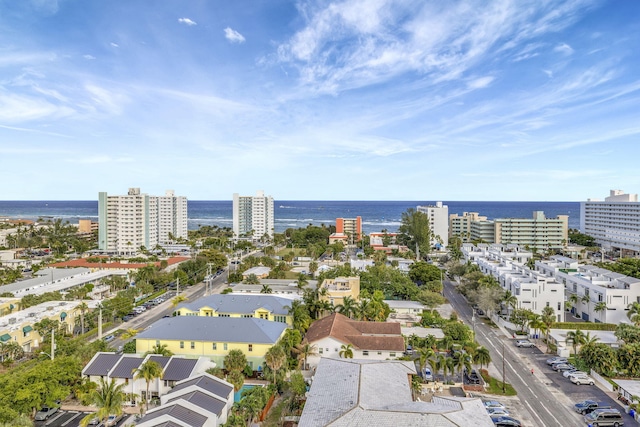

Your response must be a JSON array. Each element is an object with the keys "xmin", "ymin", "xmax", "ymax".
[
  {"xmin": 0, "ymin": 334, "xmax": 11, "ymax": 342},
  {"xmin": 9, "ymin": 304, "xmax": 14, "ymax": 310},
  {"xmin": 22, "ymin": 325, "xmax": 33, "ymax": 333},
  {"xmin": 60, "ymin": 312, "xmax": 67, "ymax": 319}
]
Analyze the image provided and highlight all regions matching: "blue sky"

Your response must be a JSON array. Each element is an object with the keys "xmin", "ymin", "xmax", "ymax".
[{"xmin": 1, "ymin": 0, "xmax": 639, "ymax": 201}]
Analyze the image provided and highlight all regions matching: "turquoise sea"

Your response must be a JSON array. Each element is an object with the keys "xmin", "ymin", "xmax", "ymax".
[{"xmin": 0, "ymin": 200, "xmax": 580, "ymax": 234}]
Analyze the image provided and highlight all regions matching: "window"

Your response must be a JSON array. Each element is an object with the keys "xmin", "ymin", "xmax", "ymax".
[
  {"xmin": 213, "ymin": 343, "xmax": 217, "ymax": 350},
  {"xmin": 224, "ymin": 343, "xmax": 228, "ymax": 350},
  {"xmin": 377, "ymin": 352, "xmax": 382, "ymax": 355},
  {"xmin": 319, "ymin": 348, "xmax": 323, "ymax": 354},
  {"xmin": 248, "ymin": 344, "xmax": 253, "ymax": 352},
  {"xmin": 558, "ymin": 302, "xmax": 561, "ymax": 311},
  {"xmin": 390, "ymin": 352, "xmax": 396, "ymax": 357},
  {"xmin": 190, "ymin": 342, "xmax": 195, "ymax": 349},
  {"xmin": 363, "ymin": 351, "xmax": 369, "ymax": 356},
  {"xmin": 180, "ymin": 341, "xmax": 184, "ymax": 349}
]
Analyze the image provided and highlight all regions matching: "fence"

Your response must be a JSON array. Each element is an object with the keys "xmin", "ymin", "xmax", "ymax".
[{"xmin": 590, "ymin": 369, "xmax": 614, "ymax": 392}]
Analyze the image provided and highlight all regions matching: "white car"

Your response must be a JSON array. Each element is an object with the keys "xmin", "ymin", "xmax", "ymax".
[
  {"xmin": 486, "ymin": 407, "xmax": 510, "ymax": 416},
  {"xmin": 570, "ymin": 374, "xmax": 595, "ymax": 386},
  {"xmin": 423, "ymin": 367, "xmax": 434, "ymax": 382},
  {"xmin": 515, "ymin": 340, "xmax": 535, "ymax": 348},
  {"xmin": 34, "ymin": 406, "xmax": 58, "ymax": 421},
  {"xmin": 563, "ymin": 369, "xmax": 585, "ymax": 378}
]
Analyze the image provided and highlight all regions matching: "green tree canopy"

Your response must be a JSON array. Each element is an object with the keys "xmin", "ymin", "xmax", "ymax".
[{"xmin": 397, "ymin": 208, "xmax": 433, "ymax": 260}]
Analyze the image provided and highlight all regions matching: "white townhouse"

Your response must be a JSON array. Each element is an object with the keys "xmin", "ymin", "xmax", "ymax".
[
  {"xmin": 462, "ymin": 243, "xmax": 533, "ymax": 265},
  {"xmin": 475, "ymin": 252, "xmax": 565, "ymax": 321},
  {"xmin": 536, "ymin": 259, "xmax": 640, "ymax": 325}
]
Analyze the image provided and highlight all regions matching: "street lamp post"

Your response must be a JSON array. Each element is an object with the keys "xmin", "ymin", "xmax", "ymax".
[{"xmin": 502, "ymin": 342, "xmax": 506, "ymax": 394}]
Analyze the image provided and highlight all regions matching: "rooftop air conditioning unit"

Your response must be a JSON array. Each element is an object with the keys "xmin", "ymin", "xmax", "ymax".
[
  {"xmin": 29, "ymin": 312, "xmax": 36, "ymax": 317},
  {"xmin": 8, "ymin": 318, "xmax": 16, "ymax": 324},
  {"xmin": 59, "ymin": 302, "xmax": 66, "ymax": 306}
]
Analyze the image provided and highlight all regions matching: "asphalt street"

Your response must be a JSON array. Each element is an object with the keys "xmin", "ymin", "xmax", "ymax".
[{"xmin": 444, "ymin": 278, "xmax": 583, "ymax": 427}]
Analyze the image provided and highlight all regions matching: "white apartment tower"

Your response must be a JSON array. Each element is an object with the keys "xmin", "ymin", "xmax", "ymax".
[
  {"xmin": 417, "ymin": 201, "xmax": 449, "ymax": 248},
  {"xmin": 98, "ymin": 188, "xmax": 187, "ymax": 254},
  {"xmin": 232, "ymin": 191, "xmax": 275, "ymax": 239},
  {"xmin": 581, "ymin": 189, "xmax": 640, "ymax": 255}
]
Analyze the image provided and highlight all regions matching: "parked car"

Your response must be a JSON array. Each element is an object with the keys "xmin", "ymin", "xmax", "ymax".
[
  {"xmin": 34, "ymin": 406, "xmax": 58, "ymax": 421},
  {"xmin": 563, "ymin": 369, "xmax": 584, "ymax": 378},
  {"xmin": 487, "ymin": 407, "xmax": 510, "ymax": 416},
  {"xmin": 464, "ymin": 368, "xmax": 481, "ymax": 384},
  {"xmin": 88, "ymin": 416, "xmax": 100, "ymax": 425},
  {"xmin": 583, "ymin": 408, "xmax": 623, "ymax": 426},
  {"xmin": 515, "ymin": 340, "xmax": 535, "ymax": 348},
  {"xmin": 405, "ymin": 345, "xmax": 414, "ymax": 355},
  {"xmin": 574, "ymin": 400, "xmax": 611, "ymax": 415},
  {"xmin": 104, "ymin": 334, "xmax": 115, "ymax": 342},
  {"xmin": 546, "ymin": 357, "xmax": 567, "ymax": 365},
  {"xmin": 104, "ymin": 414, "xmax": 123, "ymax": 427},
  {"xmin": 483, "ymin": 400, "xmax": 506, "ymax": 410},
  {"xmin": 551, "ymin": 363, "xmax": 575, "ymax": 371},
  {"xmin": 570, "ymin": 374, "xmax": 595, "ymax": 385},
  {"xmin": 423, "ymin": 367, "xmax": 434, "ymax": 382},
  {"xmin": 491, "ymin": 415, "xmax": 522, "ymax": 426}
]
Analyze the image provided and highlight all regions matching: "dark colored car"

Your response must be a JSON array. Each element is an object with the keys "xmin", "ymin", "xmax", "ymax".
[
  {"xmin": 574, "ymin": 400, "xmax": 612, "ymax": 415},
  {"xmin": 491, "ymin": 415, "xmax": 522, "ymax": 426},
  {"xmin": 464, "ymin": 367, "xmax": 481, "ymax": 384}
]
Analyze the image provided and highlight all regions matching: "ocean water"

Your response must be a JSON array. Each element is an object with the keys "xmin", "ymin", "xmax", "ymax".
[{"xmin": 0, "ymin": 200, "xmax": 580, "ymax": 234}]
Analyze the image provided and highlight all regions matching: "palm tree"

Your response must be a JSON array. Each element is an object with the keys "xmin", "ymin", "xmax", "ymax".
[
  {"xmin": 430, "ymin": 354, "xmax": 444, "ymax": 383},
  {"xmin": 418, "ymin": 348, "xmax": 435, "ymax": 376},
  {"xmin": 541, "ymin": 306, "xmax": 555, "ymax": 353},
  {"xmin": 79, "ymin": 378, "xmax": 126, "ymax": 427},
  {"xmin": 144, "ymin": 343, "xmax": 173, "ymax": 357},
  {"xmin": 473, "ymin": 346, "xmax": 491, "ymax": 370},
  {"xmin": 120, "ymin": 328, "xmax": 138, "ymax": 340},
  {"xmin": 528, "ymin": 315, "xmax": 544, "ymax": 343},
  {"xmin": 260, "ymin": 284, "xmax": 273, "ymax": 294},
  {"xmin": 293, "ymin": 343, "xmax": 317, "ymax": 370},
  {"xmin": 566, "ymin": 329, "xmax": 586, "ymax": 355},
  {"xmin": 445, "ymin": 357, "xmax": 455, "ymax": 384},
  {"xmin": 627, "ymin": 302, "xmax": 640, "ymax": 326},
  {"xmin": 296, "ymin": 273, "xmax": 308, "ymax": 290},
  {"xmin": 171, "ymin": 295, "xmax": 187, "ymax": 308},
  {"xmin": 264, "ymin": 345, "xmax": 287, "ymax": 386},
  {"xmin": 132, "ymin": 360, "xmax": 164, "ymax": 412},
  {"xmin": 501, "ymin": 290, "xmax": 518, "ymax": 316},
  {"xmin": 594, "ymin": 301, "xmax": 608, "ymax": 322},
  {"xmin": 335, "ymin": 296, "xmax": 358, "ymax": 319},
  {"xmin": 581, "ymin": 294, "xmax": 591, "ymax": 320},
  {"xmin": 224, "ymin": 349, "xmax": 248, "ymax": 373},
  {"xmin": 567, "ymin": 293, "xmax": 579, "ymax": 317},
  {"xmin": 339, "ymin": 344, "xmax": 354, "ymax": 359},
  {"xmin": 226, "ymin": 370, "xmax": 245, "ymax": 393},
  {"xmin": 77, "ymin": 301, "xmax": 89, "ymax": 335},
  {"xmin": 582, "ymin": 332, "xmax": 600, "ymax": 348}
]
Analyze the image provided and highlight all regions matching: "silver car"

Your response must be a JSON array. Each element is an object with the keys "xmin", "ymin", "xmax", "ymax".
[{"xmin": 34, "ymin": 406, "xmax": 58, "ymax": 421}]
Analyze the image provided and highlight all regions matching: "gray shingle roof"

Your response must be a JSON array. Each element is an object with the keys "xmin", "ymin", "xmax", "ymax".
[
  {"xmin": 163, "ymin": 358, "xmax": 198, "ymax": 381},
  {"xmin": 177, "ymin": 294, "xmax": 292, "ymax": 316},
  {"xmin": 148, "ymin": 355, "xmax": 171, "ymax": 368},
  {"xmin": 139, "ymin": 404, "xmax": 208, "ymax": 427},
  {"xmin": 111, "ymin": 356, "xmax": 143, "ymax": 379},
  {"xmin": 170, "ymin": 375, "xmax": 233, "ymax": 399},
  {"xmin": 136, "ymin": 316, "xmax": 288, "ymax": 344},
  {"xmin": 166, "ymin": 390, "xmax": 225, "ymax": 416},
  {"xmin": 83, "ymin": 353, "xmax": 123, "ymax": 376}
]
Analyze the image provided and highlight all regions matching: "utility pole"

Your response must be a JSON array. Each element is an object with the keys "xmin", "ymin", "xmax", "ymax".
[
  {"xmin": 176, "ymin": 277, "xmax": 180, "ymax": 296},
  {"xmin": 207, "ymin": 263, "xmax": 212, "ymax": 295}
]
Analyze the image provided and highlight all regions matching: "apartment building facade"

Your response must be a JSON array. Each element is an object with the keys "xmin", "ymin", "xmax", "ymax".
[
  {"xmin": 98, "ymin": 188, "xmax": 187, "ymax": 255},
  {"xmin": 580, "ymin": 189, "xmax": 640, "ymax": 255},
  {"xmin": 232, "ymin": 190, "xmax": 274, "ymax": 239},
  {"xmin": 417, "ymin": 201, "xmax": 449, "ymax": 248},
  {"xmin": 335, "ymin": 216, "xmax": 362, "ymax": 242},
  {"xmin": 449, "ymin": 212, "xmax": 487, "ymax": 242}
]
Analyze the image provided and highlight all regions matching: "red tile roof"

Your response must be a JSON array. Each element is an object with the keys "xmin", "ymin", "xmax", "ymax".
[{"xmin": 304, "ymin": 313, "xmax": 404, "ymax": 351}]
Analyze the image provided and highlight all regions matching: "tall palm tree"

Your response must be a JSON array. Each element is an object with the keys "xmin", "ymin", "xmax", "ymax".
[
  {"xmin": 445, "ymin": 357, "xmax": 455, "ymax": 384},
  {"xmin": 627, "ymin": 302, "xmax": 640, "ymax": 326},
  {"xmin": 567, "ymin": 293, "xmax": 579, "ymax": 316},
  {"xmin": 566, "ymin": 329, "xmax": 586, "ymax": 355},
  {"xmin": 473, "ymin": 346, "xmax": 491, "ymax": 370},
  {"xmin": 502, "ymin": 290, "xmax": 518, "ymax": 316},
  {"xmin": 224, "ymin": 349, "xmax": 248, "ymax": 373},
  {"xmin": 594, "ymin": 301, "xmax": 608, "ymax": 322},
  {"xmin": 541, "ymin": 306, "xmax": 556, "ymax": 353},
  {"xmin": 430, "ymin": 354, "xmax": 444, "ymax": 383},
  {"xmin": 418, "ymin": 348, "xmax": 435, "ymax": 376},
  {"xmin": 528, "ymin": 315, "xmax": 544, "ymax": 343},
  {"xmin": 264, "ymin": 345, "xmax": 287, "ymax": 386},
  {"xmin": 335, "ymin": 296, "xmax": 358, "ymax": 319},
  {"xmin": 79, "ymin": 378, "xmax": 126, "ymax": 427},
  {"xmin": 132, "ymin": 360, "xmax": 164, "ymax": 412},
  {"xmin": 582, "ymin": 332, "xmax": 600, "ymax": 349},
  {"xmin": 260, "ymin": 284, "xmax": 273, "ymax": 294},
  {"xmin": 581, "ymin": 294, "xmax": 591, "ymax": 320},
  {"xmin": 293, "ymin": 343, "xmax": 317, "ymax": 370},
  {"xmin": 339, "ymin": 344, "xmax": 354, "ymax": 359},
  {"xmin": 77, "ymin": 301, "xmax": 89, "ymax": 335}
]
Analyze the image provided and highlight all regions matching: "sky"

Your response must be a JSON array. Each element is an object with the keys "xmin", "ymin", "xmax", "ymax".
[{"xmin": 1, "ymin": 0, "xmax": 639, "ymax": 201}]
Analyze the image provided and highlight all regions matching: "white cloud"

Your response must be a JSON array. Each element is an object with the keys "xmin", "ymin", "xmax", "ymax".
[
  {"xmin": 178, "ymin": 18, "xmax": 197, "ymax": 26},
  {"xmin": 83, "ymin": 54, "xmax": 96, "ymax": 60},
  {"xmin": 467, "ymin": 76, "xmax": 494, "ymax": 89},
  {"xmin": 66, "ymin": 156, "xmax": 134, "ymax": 164},
  {"xmin": 110, "ymin": 42, "xmax": 119, "ymax": 48},
  {"xmin": 554, "ymin": 42, "xmax": 574, "ymax": 55},
  {"xmin": 224, "ymin": 27, "xmax": 246, "ymax": 43}
]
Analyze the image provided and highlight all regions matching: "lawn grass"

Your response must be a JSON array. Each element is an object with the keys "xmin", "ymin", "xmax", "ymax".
[{"xmin": 480, "ymin": 369, "xmax": 517, "ymax": 396}]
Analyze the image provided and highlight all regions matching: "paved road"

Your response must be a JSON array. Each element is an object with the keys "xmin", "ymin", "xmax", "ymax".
[
  {"xmin": 109, "ymin": 270, "xmax": 229, "ymax": 350},
  {"xmin": 443, "ymin": 278, "xmax": 582, "ymax": 427}
]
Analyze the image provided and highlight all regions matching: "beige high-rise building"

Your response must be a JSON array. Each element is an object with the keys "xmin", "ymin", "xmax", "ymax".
[{"xmin": 449, "ymin": 212, "xmax": 487, "ymax": 242}]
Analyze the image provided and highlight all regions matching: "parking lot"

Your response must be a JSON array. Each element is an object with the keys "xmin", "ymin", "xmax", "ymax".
[
  {"xmin": 34, "ymin": 410, "xmax": 135, "ymax": 427},
  {"xmin": 515, "ymin": 343, "xmax": 636, "ymax": 426}
]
